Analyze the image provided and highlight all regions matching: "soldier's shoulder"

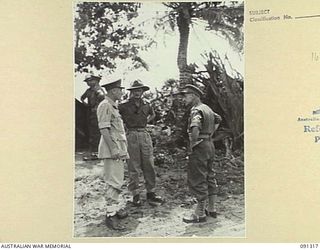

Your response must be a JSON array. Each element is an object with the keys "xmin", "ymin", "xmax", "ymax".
[
  {"xmin": 198, "ymin": 103, "xmax": 216, "ymax": 113},
  {"xmin": 192, "ymin": 104, "xmax": 204, "ymax": 112},
  {"xmin": 198, "ymin": 103, "xmax": 211, "ymax": 109},
  {"xmin": 83, "ymin": 88, "xmax": 90, "ymax": 93},
  {"xmin": 82, "ymin": 88, "xmax": 91, "ymax": 95}
]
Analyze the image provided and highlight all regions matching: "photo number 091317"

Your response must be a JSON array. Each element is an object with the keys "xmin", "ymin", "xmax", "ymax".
[{"xmin": 300, "ymin": 244, "xmax": 319, "ymax": 249}]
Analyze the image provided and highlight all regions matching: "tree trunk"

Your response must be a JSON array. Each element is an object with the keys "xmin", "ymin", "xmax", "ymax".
[{"xmin": 177, "ymin": 3, "xmax": 192, "ymax": 86}]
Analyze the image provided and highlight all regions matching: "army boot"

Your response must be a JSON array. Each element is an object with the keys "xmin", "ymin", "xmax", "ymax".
[
  {"xmin": 183, "ymin": 199, "xmax": 207, "ymax": 223},
  {"xmin": 205, "ymin": 195, "xmax": 217, "ymax": 218},
  {"xmin": 147, "ymin": 192, "xmax": 164, "ymax": 206}
]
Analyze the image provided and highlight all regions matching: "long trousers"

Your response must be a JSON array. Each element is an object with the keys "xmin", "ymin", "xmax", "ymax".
[
  {"xmin": 126, "ymin": 130, "xmax": 156, "ymax": 195},
  {"xmin": 187, "ymin": 139, "xmax": 218, "ymax": 201},
  {"xmin": 103, "ymin": 159, "xmax": 126, "ymax": 217}
]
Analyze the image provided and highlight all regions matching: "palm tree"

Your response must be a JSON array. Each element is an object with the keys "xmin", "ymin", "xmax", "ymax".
[{"xmin": 163, "ymin": 2, "xmax": 244, "ymax": 86}]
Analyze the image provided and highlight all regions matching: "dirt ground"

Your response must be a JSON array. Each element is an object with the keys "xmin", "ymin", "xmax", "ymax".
[{"xmin": 73, "ymin": 149, "xmax": 245, "ymax": 238}]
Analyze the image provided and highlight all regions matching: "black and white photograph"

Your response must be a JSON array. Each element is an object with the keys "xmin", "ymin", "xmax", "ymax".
[{"xmin": 74, "ymin": 1, "xmax": 244, "ymax": 237}]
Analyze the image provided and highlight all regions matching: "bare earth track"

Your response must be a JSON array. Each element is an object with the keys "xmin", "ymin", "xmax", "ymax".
[{"xmin": 74, "ymin": 149, "xmax": 245, "ymax": 238}]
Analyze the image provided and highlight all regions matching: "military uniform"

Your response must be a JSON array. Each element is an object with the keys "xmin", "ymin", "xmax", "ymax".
[
  {"xmin": 119, "ymin": 99, "xmax": 156, "ymax": 196},
  {"xmin": 97, "ymin": 96, "xmax": 129, "ymax": 218},
  {"xmin": 187, "ymin": 103, "xmax": 221, "ymax": 201},
  {"xmin": 118, "ymin": 80, "xmax": 163, "ymax": 206},
  {"xmin": 181, "ymin": 84, "xmax": 222, "ymax": 223},
  {"xmin": 81, "ymin": 82, "xmax": 105, "ymax": 155}
]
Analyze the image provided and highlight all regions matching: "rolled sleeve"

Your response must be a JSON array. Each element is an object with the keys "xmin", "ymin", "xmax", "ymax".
[
  {"xmin": 97, "ymin": 102, "xmax": 111, "ymax": 129},
  {"xmin": 189, "ymin": 110, "xmax": 203, "ymax": 129}
]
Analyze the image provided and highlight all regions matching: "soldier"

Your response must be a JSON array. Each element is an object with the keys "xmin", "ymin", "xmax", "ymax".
[
  {"xmin": 97, "ymin": 79, "xmax": 129, "ymax": 231},
  {"xmin": 181, "ymin": 84, "xmax": 222, "ymax": 223},
  {"xmin": 119, "ymin": 80, "xmax": 164, "ymax": 207},
  {"xmin": 81, "ymin": 75, "xmax": 105, "ymax": 160}
]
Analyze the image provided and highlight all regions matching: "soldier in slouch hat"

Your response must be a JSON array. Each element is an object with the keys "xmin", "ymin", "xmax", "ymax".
[
  {"xmin": 119, "ymin": 80, "xmax": 164, "ymax": 207},
  {"xmin": 81, "ymin": 74, "xmax": 105, "ymax": 160}
]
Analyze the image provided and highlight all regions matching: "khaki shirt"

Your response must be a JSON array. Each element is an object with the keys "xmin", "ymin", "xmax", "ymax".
[
  {"xmin": 96, "ymin": 96, "xmax": 129, "ymax": 159},
  {"xmin": 119, "ymin": 99, "xmax": 154, "ymax": 128}
]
